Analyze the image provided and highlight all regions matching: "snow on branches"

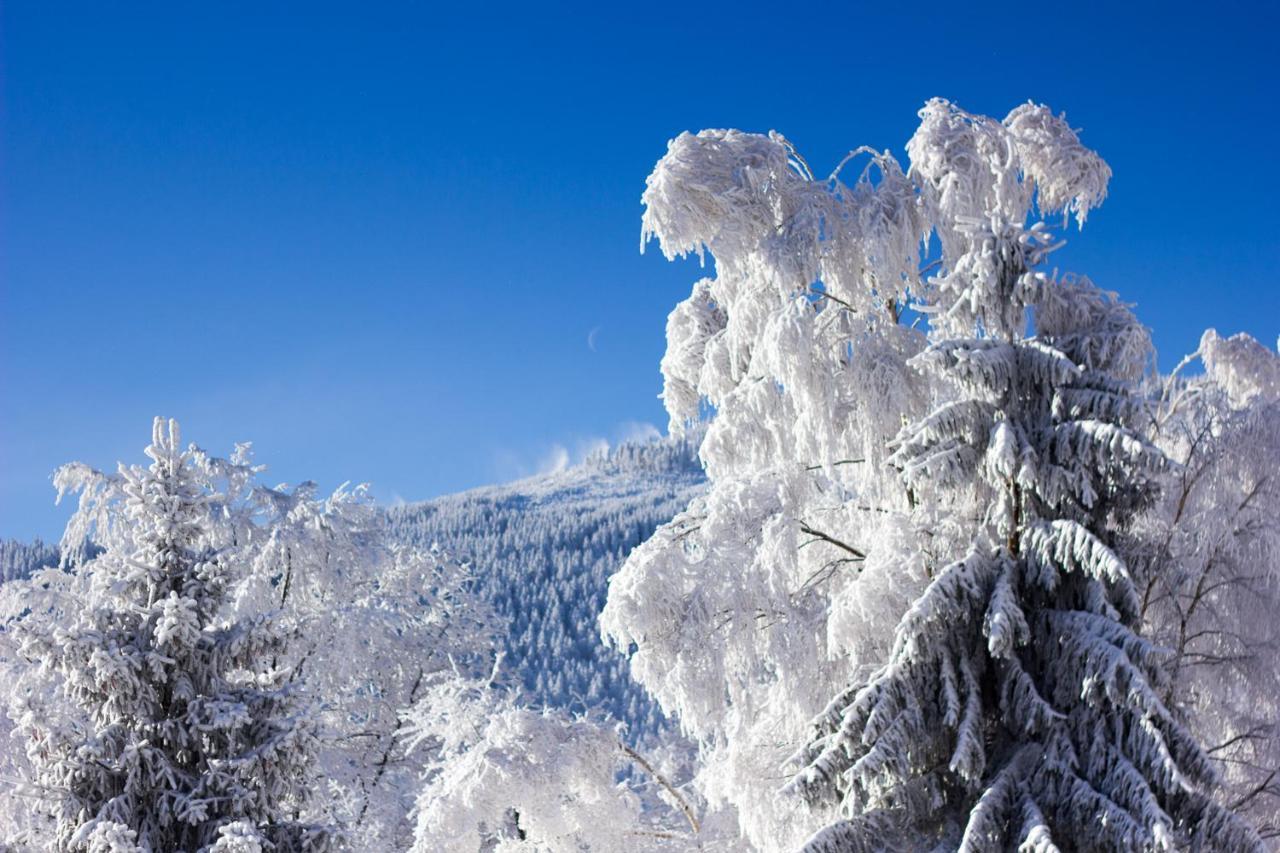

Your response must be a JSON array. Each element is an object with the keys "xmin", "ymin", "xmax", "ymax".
[
  {"xmin": 0, "ymin": 419, "xmax": 497, "ymax": 852},
  {"xmin": 1139, "ymin": 331, "xmax": 1280, "ymax": 840},
  {"xmin": 789, "ymin": 104, "xmax": 1261, "ymax": 849},
  {"xmin": 606, "ymin": 99, "xmax": 1271, "ymax": 851},
  {"xmin": 5, "ymin": 418, "xmax": 336, "ymax": 852},
  {"xmin": 401, "ymin": 672, "xmax": 708, "ymax": 853}
]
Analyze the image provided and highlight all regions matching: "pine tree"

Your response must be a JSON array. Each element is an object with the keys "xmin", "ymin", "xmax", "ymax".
[
  {"xmin": 787, "ymin": 103, "xmax": 1263, "ymax": 851},
  {"xmin": 11, "ymin": 418, "xmax": 335, "ymax": 852}
]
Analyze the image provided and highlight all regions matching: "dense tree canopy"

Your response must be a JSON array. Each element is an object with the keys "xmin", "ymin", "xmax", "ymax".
[{"xmin": 603, "ymin": 99, "xmax": 1275, "ymax": 851}]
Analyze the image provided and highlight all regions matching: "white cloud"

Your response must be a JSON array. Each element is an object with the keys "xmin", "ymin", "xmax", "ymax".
[
  {"xmin": 616, "ymin": 421, "xmax": 660, "ymax": 445},
  {"xmin": 537, "ymin": 444, "xmax": 572, "ymax": 475}
]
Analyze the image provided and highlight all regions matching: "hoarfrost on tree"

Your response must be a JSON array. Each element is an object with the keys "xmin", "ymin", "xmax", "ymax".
[
  {"xmin": 3, "ymin": 418, "xmax": 335, "ymax": 852},
  {"xmin": 603, "ymin": 99, "xmax": 1271, "ymax": 851},
  {"xmin": 223, "ymin": 477, "xmax": 498, "ymax": 851},
  {"xmin": 401, "ymin": 668, "xmax": 720, "ymax": 852},
  {"xmin": 0, "ymin": 418, "xmax": 496, "ymax": 852},
  {"xmin": 604, "ymin": 112, "xmax": 937, "ymax": 849},
  {"xmin": 1137, "ymin": 330, "xmax": 1280, "ymax": 841}
]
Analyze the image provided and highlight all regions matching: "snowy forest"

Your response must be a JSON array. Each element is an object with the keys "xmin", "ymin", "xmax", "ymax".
[{"xmin": 1, "ymin": 99, "xmax": 1278, "ymax": 852}]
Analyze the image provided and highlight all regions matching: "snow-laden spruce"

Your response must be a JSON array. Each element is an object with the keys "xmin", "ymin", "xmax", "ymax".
[
  {"xmin": 1, "ymin": 419, "xmax": 498, "ymax": 852},
  {"xmin": 785, "ymin": 106, "xmax": 1258, "ymax": 851},
  {"xmin": 787, "ymin": 259, "xmax": 1248, "ymax": 847},
  {"xmin": 6, "ymin": 419, "xmax": 335, "ymax": 852},
  {"xmin": 603, "ymin": 99, "xmax": 1270, "ymax": 850}
]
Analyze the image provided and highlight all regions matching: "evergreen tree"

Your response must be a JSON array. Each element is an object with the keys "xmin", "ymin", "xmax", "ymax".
[
  {"xmin": 787, "ymin": 103, "xmax": 1263, "ymax": 851},
  {"xmin": 10, "ymin": 418, "xmax": 335, "ymax": 852}
]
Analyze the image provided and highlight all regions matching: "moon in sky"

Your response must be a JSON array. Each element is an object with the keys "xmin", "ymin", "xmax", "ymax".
[{"xmin": 587, "ymin": 326, "xmax": 601, "ymax": 352}]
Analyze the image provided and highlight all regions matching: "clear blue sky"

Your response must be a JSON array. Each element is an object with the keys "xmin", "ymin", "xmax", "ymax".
[{"xmin": 3, "ymin": 1, "xmax": 1276, "ymax": 541}]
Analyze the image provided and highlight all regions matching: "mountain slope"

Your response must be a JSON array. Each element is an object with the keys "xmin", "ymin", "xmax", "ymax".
[
  {"xmin": 386, "ymin": 433, "xmax": 705, "ymax": 740},
  {"xmin": 0, "ymin": 538, "xmax": 60, "ymax": 583}
]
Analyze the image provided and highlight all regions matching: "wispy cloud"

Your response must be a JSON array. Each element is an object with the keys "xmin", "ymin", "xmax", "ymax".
[
  {"xmin": 491, "ymin": 421, "xmax": 663, "ymax": 482},
  {"xmin": 536, "ymin": 444, "xmax": 571, "ymax": 475},
  {"xmin": 616, "ymin": 421, "xmax": 660, "ymax": 444}
]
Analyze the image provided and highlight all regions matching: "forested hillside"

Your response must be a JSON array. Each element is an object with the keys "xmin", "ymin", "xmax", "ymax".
[
  {"xmin": 386, "ymin": 432, "xmax": 705, "ymax": 741},
  {"xmin": 0, "ymin": 434, "xmax": 705, "ymax": 748},
  {"xmin": 0, "ymin": 538, "xmax": 60, "ymax": 583}
]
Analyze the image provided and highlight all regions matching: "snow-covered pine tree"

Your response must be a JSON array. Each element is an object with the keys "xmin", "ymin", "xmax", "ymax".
[
  {"xmin": 787, "ymin": 101, "xmax": 1263, "ymax": 851},
  {"xmin": 9, "ymin": 418, "xmax": 334, "ymax": 852}
]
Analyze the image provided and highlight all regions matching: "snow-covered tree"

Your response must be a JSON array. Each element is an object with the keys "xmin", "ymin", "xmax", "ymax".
[
  {"xmin": 1136, "ymin": 330, "xmax": 1280, "ymax": 842},
  {"xmin": 1, "ymin": 421, "xmax": 499, "ymax": 852},
  {"xmin": 401, "ymin": 668, "xmax": 718, "ymax": 853},
  {"xmin": 224, "ymin": 479, "xmax": 498, "ymax": 851},
  {"xmin": 605, "ymin": 99, "xmax": 1270, "ymax": 850},
  {"xmin": 248, "ymin": 453, "xmax": 505, "ymax": 848},
  {"xmin": 603, "ymin": 118, "xmax": 936, "ymax": 850},
  {"xmin": 6, "ymin": 418, "xmax": 335, "ymax": 852}
]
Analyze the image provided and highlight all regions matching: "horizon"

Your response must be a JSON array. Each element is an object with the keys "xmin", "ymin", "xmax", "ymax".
[{"xmin": 4, "ymin": 2, "xmax": 1277, "ymax": 541}]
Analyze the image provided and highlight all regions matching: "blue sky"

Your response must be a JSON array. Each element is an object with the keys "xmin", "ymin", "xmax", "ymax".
[{"xmin": 3, "ymin": 1, "xmax": 1276, "ymax": 540}]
